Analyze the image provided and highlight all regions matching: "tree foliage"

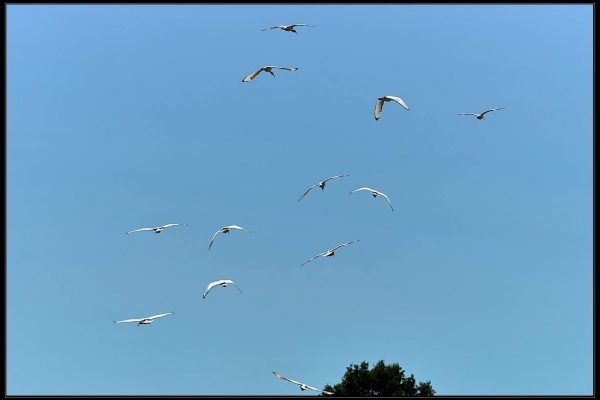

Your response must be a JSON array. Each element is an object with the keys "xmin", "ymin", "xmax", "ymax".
[{"xmin": 321, "ymin": 360, "xmax": 435, "ymax": 396}]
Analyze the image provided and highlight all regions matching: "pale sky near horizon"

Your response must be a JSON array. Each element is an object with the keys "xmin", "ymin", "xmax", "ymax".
[{"xmin": 7, "ymin": 4, "xmax": 593, "ymax": 396}]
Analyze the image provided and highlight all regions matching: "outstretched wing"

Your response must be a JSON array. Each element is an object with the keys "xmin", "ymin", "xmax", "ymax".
[
  {"xmin": 303, "ymin": 383, "xmax": 327, "ymax": 393},
  {"xmin": 272, "ymin": 371, "xmax": 304, "ymax": 386},
  {"xmin": 267, "ymin": 66, "xmax": 299, "ymax": 72},
  {"xmin": 262, "ymin": 25, "xmax": 285, "ymax": 31},
  {"xmin": 330, "ymin": 240, "xmax": 360, "ymax": 252},
  {"xmin": 203, "ymin": 281, "xmax": 221, "ymax": 298},
  {"xmin": 126, "ymin": 227, "xmax": 154, "ymax": 234},
  {"xmin": 289, "ymin": 23, "xmax": 316, "ymax": 28},
  {"xmin": 298, "ymin": 183, "xmax": 318, "ymax": 202},
  {"xmin": 208, "ymin": 229, "xmax": 223, "ymax": 250},
  {"xmin": 384, "ymin": 95, "xmax": 410, "ymax": 110},
  {"xmin": 301, "ymin": 251, "xmax": 328, "ymax": 267},
  {"xmin": 350, "ymin": 187, "xmax": 375, "ymax": 194},
  {"xmin": 159, "ymin": 223, "xmax": 182, "ymax": 229},
  {"xmin": 242, "ymin": 67, "xmax": 265, "ymax": 82},
  {"xmin": 146, "ymin": 312, "xmax": 174, "ymax": 320},
  {"xmin": 113, "ymin": 318, "xmax": 143, "ymax": 323},
  {"xmin": 480, "ymin": 107, "xmax": 505, "ymax": 116},
  {"xmin": 374, "ymin": 98, "xmax": 385, "ymax": 120},
  {"xmin": 457, "ymin": 112, "xmax": 478, "ymax": 116},
  {"xmin": 322, "ymin": 174, "xmax": 349, "ymax": 183},
  {"xmin": 377, "ymin": 192, "xmax": 394, "ymax": 211},
  {"xmin": 228, "ymin": 280, "xmax": 243, "ymax": 293},
  {"xmin": 226, "ymin": 225, "xmax": 250, "ymax": 232}
]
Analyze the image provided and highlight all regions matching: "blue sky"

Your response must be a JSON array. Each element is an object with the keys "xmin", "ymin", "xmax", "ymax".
[{"xmin": 7, "ymin": 4, "xmax": 593, "ymax": 396}]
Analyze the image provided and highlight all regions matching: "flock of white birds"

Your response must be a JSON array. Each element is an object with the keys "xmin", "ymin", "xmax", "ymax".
[{"xmin": 113, "ymin": 22, "xmax": 505, "ymax": 395}]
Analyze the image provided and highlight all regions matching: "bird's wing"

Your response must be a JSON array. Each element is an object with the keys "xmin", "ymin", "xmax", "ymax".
[
  {"xmin": 262, "ymin": 25, "xmax": 284, "ymax": 31},
  {"xmin": 301, "ymin": 251, "xmax": 328, "ymax": 266},
  {"xmin": 126, "ymin": 227, "xmax": 154, "ymax": 234},
  {"xmin": 350, "ymin": 187, "xmax": 374, "ymax": 194},
  {"xmin": 378, "ymin": 192, "xmax": 394, "ymax": 211},
  {"xmin": 331, "ymin": 240, "xmax": 359, "ymax": 252},
  {"xmin": 321, "ymin": 389, "xmax": 334, "ymax": 395},
  {"xmin": 290, "ymin": 23, "xmax": 315, "ymax": 28},
  {"xmin": 208, "ymin": 229, "xmax": 223, "ymax": 250},
  {"xmin": 457, "ymin": 112, "xmax": 477, "ymax": 116},
  {"xmin": 385, "ymin": 96, "xmax": 410, "ymax": 110},
  {"xmin": 159, "ymin": 223, "xmax": 181, "ymax": 229},
  {"xmin": 230, "ymin": 281, "xmax": 243, "ymax": 293},
  {"xmin": 298, "ymin": 183, "xmax": 318, "ymax": 201},
  {"xmin": 322, "ymin": 174, "xmax": 349, "ymax": 183},
  {"xmin": 146, "ymin": 312, "xmax": 174, "ymax": 320},
  {"xmin": 273, "ymin": 372, "xmax": 304, "ymax": 386},
  {"xmin": 203, "ymin": 281, "xmax": 221, "ymax": 298},
  {"xmin": 480, "ymin": 107, "xmax": 505, "ymax": 116},
  {"xmin": 242, "ymin": 67, "xmax": 265, "ymax": 82},
  {"xmin": 303, "ymin": 383, "xmax": 325, "ymax": 392},
  {"xmin": 267, "ymin": 66, "xmax": 299, "ymax": 72},
  {"xmin": 374, "ymin": 98, "xmax": 385, "ymax": 120},
  {"xmin": 226, "ymin": 225, "xmax": 252, "ymax": 233},
  {"xmin": 113, "ymin": 318, "xmax": 143, "ymax": 323}
]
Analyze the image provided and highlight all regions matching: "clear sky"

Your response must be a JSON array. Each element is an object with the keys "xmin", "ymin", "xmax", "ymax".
[{"xmin": 7, "ymin": 4, "xmax": 593, "ymax": 396}]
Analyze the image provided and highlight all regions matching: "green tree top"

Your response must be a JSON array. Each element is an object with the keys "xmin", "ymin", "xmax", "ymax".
[{"xmin": 321, "ymin": 360, "xmax": 435, "ymax": 396}]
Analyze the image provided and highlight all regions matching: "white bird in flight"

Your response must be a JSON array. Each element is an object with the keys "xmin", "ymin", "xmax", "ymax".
[
  {"xmin": 208, "ymin": 225, "xmax": 252, "ymax": 250},
  {"xmin": 126, "ymin": 223, "xmax": 186, "ymax": 235},
  {"xmin": 261, "ymin": 23, "xmax": 315, "ymax": 35},
  {"xmin": 203, "ymin": 279, "xmax": 242, "ymax": 299},
  {"xmin": 301, "ymin": 240, "xmax": 360, "ymax": 267},
  {"xmin": 298, "ymin": 174, "xmax": 350, "ymax": 202},
  {"xmin": 350, "ymin": 187, "xmax": 394, "ymax": 211},
  {"xmin": 457, "ymin": 107, "xmax": 505, "ymax": 120},
  {"xmin": 374, "ymin": 95, "xmax": 410, "ymax": 120},
  {"xmin": 242, "ymin": 66, "xmax": 299, "ymax": 82},
  {"xmin": 272, "ymin": 371, "xmax": 333, "ymax": 395},
  {"xmin": 113, "ymin": 312, "xmax": 174, "ymax": 326}
]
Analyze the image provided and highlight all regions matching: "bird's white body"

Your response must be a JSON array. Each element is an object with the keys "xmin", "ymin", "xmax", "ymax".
[
  {"xmin": 272, "ymin": 371, "xmax": 333, "ymax": 395},
  {"xmin": 113, "ymin": 312, "xmax": 174, "ymax": 326},
  {"xmin": 242, "ymin": 66, "xmax": 299, "ymax": 82},
  {"xmin": 457, "ymin": 107, "xmax": 505, "ymax": 120},
  {"xmin": 350, "ymin": 187, "xmax": 394, "ymax": 211},
  {"xmin": 262, "ymin": 23, "xmax": 315, "ymax": 35},
  {"xmin": 298, "ymin": 174, "xmax": 350, "ymax": 202},
  {"xmin": 126, "ymin": 223, "xmax": 186, "ymax": 235},
  {"xmin": 301, "ymin": 240, "xmax": 360, "ymax": 266},
  {"xmin": 374, "ymin": 96, "xmax": 410, "ymax": 120},
  {"xmin": 208, "ymin": 225, "xmax": 252, "ymax": 250},
  {"xmin": 203, "ymin": 279, "xmax": 242, "ymax": 299}
]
